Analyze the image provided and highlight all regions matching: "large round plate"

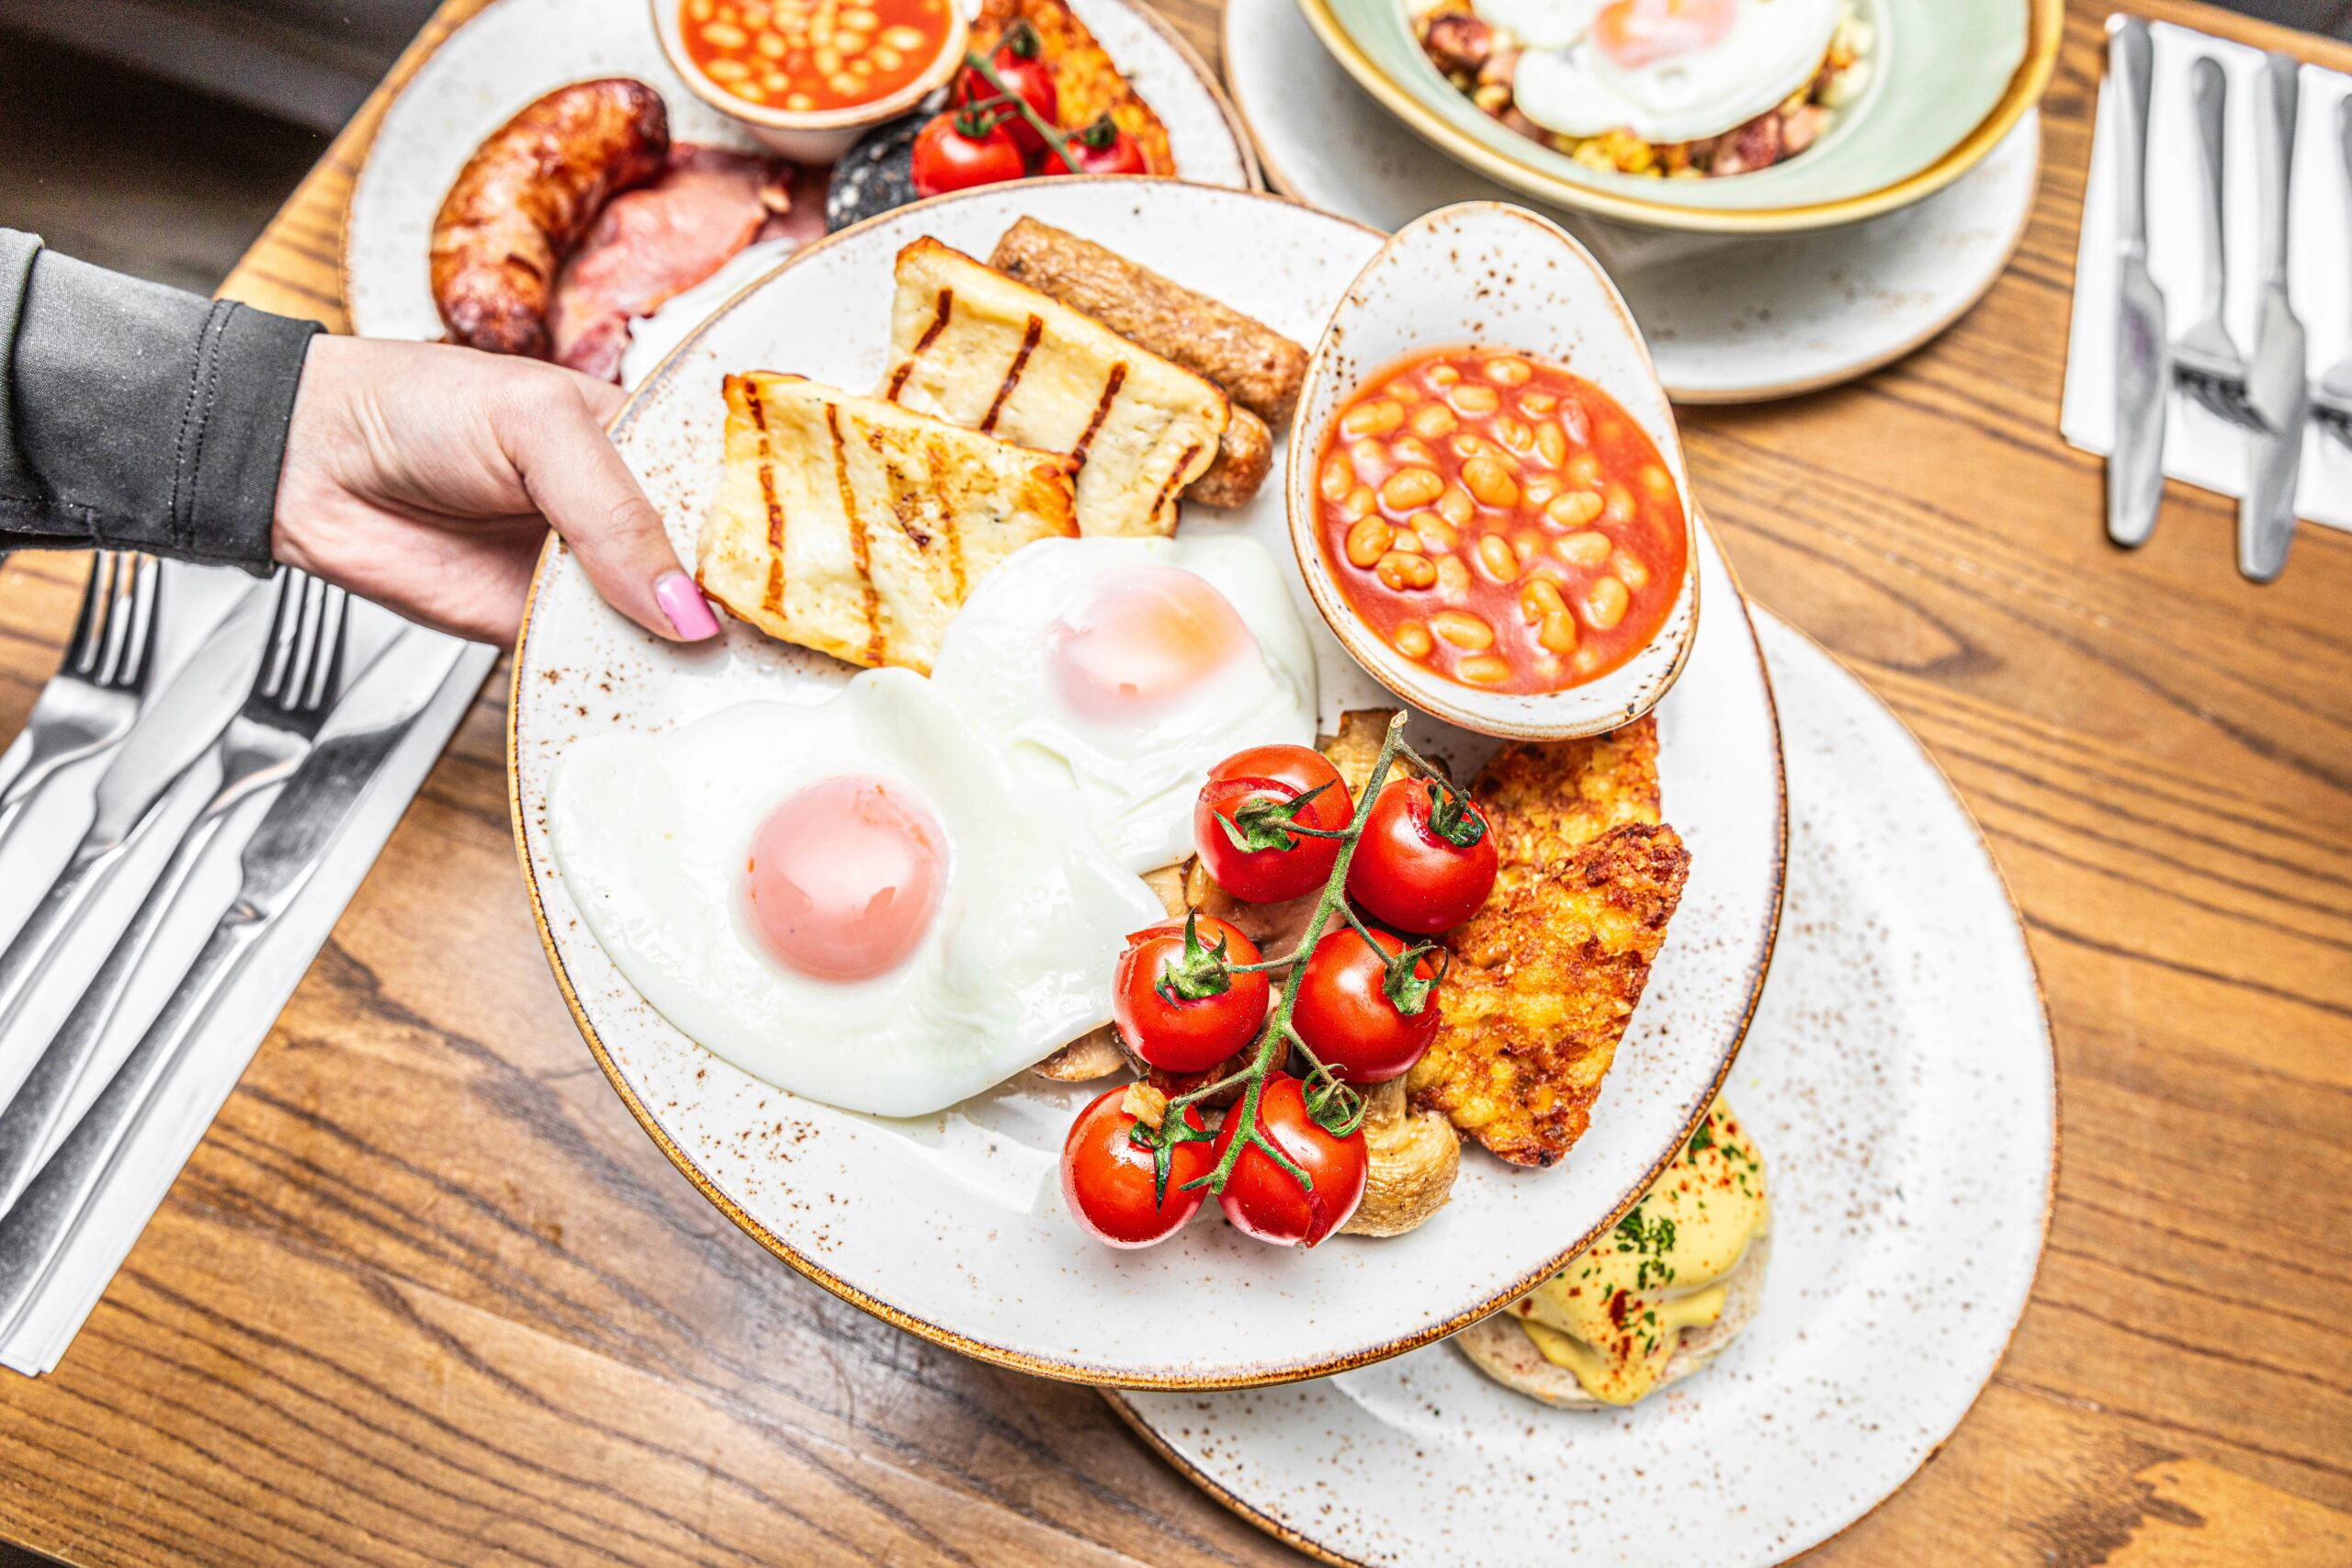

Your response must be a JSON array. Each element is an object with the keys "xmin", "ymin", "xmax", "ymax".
[
  {"xmin": 342, "ymin": 0, "xmax": 1255, "ymax": 341},
  {"xmin": 1222, "ymin": 0, "xmax": 2042, "ymax": 403},
  {"xmin": 1295, "ymin": 0, "xmax": 2060, "ymax": 235},
  {"xmin": 508, "ymin": 180, "xmax": 1786, "ymax": 1387},
  {"xmin": 1109, "ymin": 614, "xmax": 2055, "ymax": 1561}
]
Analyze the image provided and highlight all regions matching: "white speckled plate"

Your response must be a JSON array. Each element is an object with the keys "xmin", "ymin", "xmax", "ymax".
[
  {"xmin": 1220, "ymin": 0, "xmax": 2041, "ymax": 404},
  {"xmin": 341, "ymin": 0, "xmax": 1255, "ymax": 342},
  {"xmin": 1109, "ymin": 613, "xmax": 2056, "ymax": 1559},
  {"xmin": 509, "ymin": 180, "xmax": 1785, "ymax": 1387}
]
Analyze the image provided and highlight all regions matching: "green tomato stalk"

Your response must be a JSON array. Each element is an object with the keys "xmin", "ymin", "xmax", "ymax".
[
  {"xmin": 1131, "ymin": 713, "xmax": 1456, "ymax": 1205},
  {"xmin": 956, "ymin": 30, "xmax": 1085, "ymax": 175}
]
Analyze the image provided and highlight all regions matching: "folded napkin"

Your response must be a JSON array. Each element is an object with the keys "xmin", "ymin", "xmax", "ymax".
[
  {"xmin": 0, "ymin": 565, "xmax": 492, "ymax": 1375},
  {"xmin": 2062, "ymin": 20, "xmax": 2352, "ymax": 531}
]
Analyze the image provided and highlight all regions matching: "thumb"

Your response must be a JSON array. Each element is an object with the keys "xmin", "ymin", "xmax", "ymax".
[{"xmin": 497, "ymin": 371, "xmax": 718, "ymax": 642}]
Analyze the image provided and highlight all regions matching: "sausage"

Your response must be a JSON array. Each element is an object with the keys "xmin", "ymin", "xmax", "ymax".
[
  {"xmin": 989, "ymin": 218, "xmax": 1306, "ymax": 425},
  {"xmin": 1185, "ymin": 406, "xmax": 1272, "ymax": 509},
  {"xmin": 430, "ymin": 79, "xmax": 670, "ymax": 359}
]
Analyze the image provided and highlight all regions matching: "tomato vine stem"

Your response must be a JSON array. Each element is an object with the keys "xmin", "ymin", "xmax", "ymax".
[
  {"xmin": 956, "ymin": 49, "xmax": 1085, "ymax": 174},
  {"xmin": 1137, "ymin": 712, "xmax": 1425, "ymax": 1198}
]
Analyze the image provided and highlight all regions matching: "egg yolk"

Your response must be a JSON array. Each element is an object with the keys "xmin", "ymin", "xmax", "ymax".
[
  {"xmin": 1046, "ymin": 567, "xmax": 1251, "ymax": 723},
  {"xmin": 744, "ymin": 775, "xmax": 946, "ymax": 981},
  {"xmin": 1592, "ymin": 0, "xmax": 1737, "ymax": 68}
]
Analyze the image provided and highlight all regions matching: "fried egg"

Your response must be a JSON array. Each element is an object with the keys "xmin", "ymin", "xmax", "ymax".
[
  {"xmin": 1510, "ymin": 0, "xmax": 1842, "ymax": 145},
  {"xmin": 1468, "ymin": 0, "xmax": 1602, "ymax": 51},
  {"xmin": 928, "ymin": 536, "xmax": 1317, "ymax": 874},
  {"xmin": 547, "ymin": 669, "xmax": 1163, "ymax": 1116}
]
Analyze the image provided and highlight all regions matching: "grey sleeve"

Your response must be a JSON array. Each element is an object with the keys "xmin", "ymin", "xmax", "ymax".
[{"xmin": 0, "ymin": 229, "xmax": 322, "ymax": 574}]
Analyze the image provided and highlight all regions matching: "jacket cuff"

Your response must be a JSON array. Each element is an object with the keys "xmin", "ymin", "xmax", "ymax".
[{"xmin": 182, "ymin": 303, "xmax": 321, "ymax": 574}]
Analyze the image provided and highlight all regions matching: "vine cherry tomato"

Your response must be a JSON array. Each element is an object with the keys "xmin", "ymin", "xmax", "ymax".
[
  {"xmin": 1211, "ymin": 1074, "xmax": 1368, "ymax": 1247},
  {"xmin": 1347, "ymin": 776, "xmax": 1498, "ymax": 933},
  {"xmin": 1291, "ymin": 927, "xmax": 1443, "ymax": 1083},
  {"xmin": 1046, "ymin": 114, "xmax": 1148, "ymax": 175},
  {"xmin": 953, "ymin": 20, "xmax": 1057, "ymax": 154},
  {"xmin": 1062, "ymin": 1084, "xmax": 1213, "ymax": 1247},
  {"xmin": 910, "ymin": 110, "xmax": 1025, "ymax": 197},
  {"xmin": 1114, "ymin": 914, "xmax": 1270, "ymax": 1074},
  {"xmin": 1194, "ymin": 745, "xmax": 1351, "ymax": 904}
]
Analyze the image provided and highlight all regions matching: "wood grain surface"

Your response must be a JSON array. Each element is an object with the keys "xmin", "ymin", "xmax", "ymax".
[{"xmin": 2, "ymin": 1, "xmax": 2348, "ymax": 1562}]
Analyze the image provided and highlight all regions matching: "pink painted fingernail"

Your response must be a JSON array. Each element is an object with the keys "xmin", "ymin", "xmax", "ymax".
[{"xmin": 655, "ymin": 571, "xmax": 720, "ymax": 641}]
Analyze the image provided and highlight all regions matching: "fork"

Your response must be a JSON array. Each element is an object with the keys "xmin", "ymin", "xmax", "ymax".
[
  {"xmin": 2174, "ymin": 57, "xmax": 2264, "ymax": 430},
  {"xmin": 0, "ymin": 553, "xmax": 161, "ymax": 860},
  {"xmin": 2312, "ymin": 96, "xmax": 2352, "ymax": 443},
  {"xmin": 0, "ymin": 577, "xmax": 346, "ymax": 1213},
  {"xmin": 0, "ymin": 572, "xmax": 327, "ymax": 1059}
]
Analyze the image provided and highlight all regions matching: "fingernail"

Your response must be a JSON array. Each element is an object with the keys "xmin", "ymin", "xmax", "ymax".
[{"xmin": 655, "ymin": 571, "xmax": 720, "ymax": 641}]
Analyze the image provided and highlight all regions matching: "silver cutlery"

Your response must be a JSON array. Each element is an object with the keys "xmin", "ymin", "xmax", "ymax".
[
  {"xmin": 0, "ymin": 579, "xmax": 347, "ymax": 1216},
  {"xmin": 0, "ymin": 553, "xmax": 161, "ymax": 859},
  {"xmin": 2311, "ymin": 96, "xmax": 2352, "ymax": 441},
  {"xmin": 2108, "ymin": 17, "xmax": 2171, "ymax": 548},
  {"xmin": 0, "ymin": 628, "xmax": 458, "ymax": 1337},
  {"xmin": 2174, "ymin": 58, "xmax": 2262, "ymax": 429},
  {"xmin": 2241, "ymin": 51, "xmax": 2308, "ymax": 583},
  {"xmin": 0, "ymin": 578, "xmax": 280, "ymax": 1051}
]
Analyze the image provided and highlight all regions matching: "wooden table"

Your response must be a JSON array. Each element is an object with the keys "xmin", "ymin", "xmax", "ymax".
[{"xmin": 2, "ymin": 1, "xmax": 2347, "ymax": 1562}]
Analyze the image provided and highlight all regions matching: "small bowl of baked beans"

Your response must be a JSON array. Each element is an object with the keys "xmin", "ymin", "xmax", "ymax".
[
  {"xmin": 656, "ymin": 0, "xmax": 967, "ymax": 163},
  {"xmin": 1287, "ymin": 201, "xmax": 1700, "ymax": 740}
]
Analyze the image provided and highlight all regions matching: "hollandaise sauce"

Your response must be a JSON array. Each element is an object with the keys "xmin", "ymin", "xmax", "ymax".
[{"xmin": 1510, "ymin": 1100, "xmax": 1769, "ymax": 1404}]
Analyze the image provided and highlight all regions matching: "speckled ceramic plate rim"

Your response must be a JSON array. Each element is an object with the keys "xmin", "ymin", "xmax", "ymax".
[
  {"xmin": 505, "ymin": 179, "xmax": 1787, "ymax": 1388},
  {"xmin": 1101, "ymin": 610, "xmax": 2058, "ymax": 1556},
  {"xmin": 337, "ymin": 0, "xmax": 1261, "ymax": 333},
  {"xmin": 1291, "ymin": 0, "xmax": 2062, "ymax": 235}
]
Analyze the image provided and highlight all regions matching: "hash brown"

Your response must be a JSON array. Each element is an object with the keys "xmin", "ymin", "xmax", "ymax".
[{"xmin": 971, "ymin": 0, "xmax": 1176, "ymax": 175}]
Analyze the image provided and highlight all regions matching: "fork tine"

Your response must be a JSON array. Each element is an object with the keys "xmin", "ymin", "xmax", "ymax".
[
  {"xmin": 256, "ymin": 570, "xmax": 305, "ymax": 703},
  {"xmin": 303, "ymin": 588, "xmax": 350, "ymax": 712},
  {"xmin": 277, "ymin": 575, "xmax": 328, "ymax": 713},
  {"xmin": 112, "ymin": 554, "xmax": 162, "ymax": 691},
  {"xmin": 95, "ymin": 550, "xmax": 141, "ymax": 687},
  {"xmin": 64, "ymin": 553, "xmax": 116, "ymax": 681}
]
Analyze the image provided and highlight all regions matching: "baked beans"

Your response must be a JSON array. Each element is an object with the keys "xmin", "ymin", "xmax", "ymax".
[{"xmin": 1314, "ymin": 345, "xmax": 1688, "ymax": 694}]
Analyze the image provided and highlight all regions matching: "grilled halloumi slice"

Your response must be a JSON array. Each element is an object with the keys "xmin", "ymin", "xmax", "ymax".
[
  {"xmin": 696, "ymin": 373, "xmax": 1079, "ymax": 674},
  {"xmin": 877, "ymin": 238, "xmax": 1227, "ymax": 539}
]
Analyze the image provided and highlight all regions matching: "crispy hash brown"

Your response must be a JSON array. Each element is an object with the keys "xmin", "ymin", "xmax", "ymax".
[
  {"xmin": 971, "ymin": 0, "xmax": 1175, "ymax": 175},
  {"xmin": 1407, "ymin": 716, "xmax": 1690, "ymax": 1168}
]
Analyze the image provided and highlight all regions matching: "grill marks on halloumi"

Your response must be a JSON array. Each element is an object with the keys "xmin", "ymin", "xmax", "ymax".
[
  {"xmin": 696, "ymin": 372, "xmax": 1079, "ymax": 674},
  {"xmin": 877, "ymin": 238, "xmax": 1227, "ymax": 539}
]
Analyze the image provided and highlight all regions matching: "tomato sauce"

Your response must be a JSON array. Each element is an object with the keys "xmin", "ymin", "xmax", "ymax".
[
  {"xmin": 681, "ymin": 0, "xmax": 953, "ymax": 113},
  {"xmin": 1313, "ymin": 346, "xmax": 1689, "ymax": 695}
]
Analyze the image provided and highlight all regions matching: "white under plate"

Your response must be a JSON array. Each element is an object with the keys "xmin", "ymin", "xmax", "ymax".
[
  {"xmin": 1109, "ymin": 613, "xmax": 2055, "ymax": 1562},
  {"xmin": 1221, "ymin": 0, "xmax": 2041, "ymax": 404},
  {"xmin": 509, "ymin": 180, "xmax": 1787, "ymax": 1386},
  {"xmin": 342, "ymin": 0, "xmax": 1254, "ymax": 342}
]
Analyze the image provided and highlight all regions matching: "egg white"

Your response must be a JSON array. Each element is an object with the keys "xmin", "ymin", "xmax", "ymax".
[
  {"xmin": 928, "ymin": 536, "xmax": 1318, "ymax": 874},
  {"xmin": 547, "ymin": 669, "xmax": 1163, "ymax": 1117},
  {"xmin": 1470, "ymin": 0, "xmax": 1603, "ymax": 51},
  {"xmin": 1512, "ymin": 0, "xmax": 1843, "ymax": 145}
]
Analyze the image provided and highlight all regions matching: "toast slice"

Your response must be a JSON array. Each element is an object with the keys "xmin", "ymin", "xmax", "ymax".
[
  {"xmin": 877, "ymin": 238, "xmax": 1227, "ymax": 539},
  {"xmin": 696, "ymin": 372, "xmax": 1079, "ymax": 673}
]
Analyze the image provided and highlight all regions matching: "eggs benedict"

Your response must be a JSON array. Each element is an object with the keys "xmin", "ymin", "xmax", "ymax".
[{"xmin": 1456, "ymin": 1100, "xmax": 1769, "ymax": 1405}]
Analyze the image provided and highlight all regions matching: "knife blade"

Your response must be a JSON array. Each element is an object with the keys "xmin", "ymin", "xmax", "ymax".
[
  {"xmin": 2108, "ymin": 18, "xmax": 2169, "ymax": 548},
  {"xmin": 2241, "ymin": 51, "xmax": 2307, "ymax": 583},
  {"xmin": 0, "ymin": 629, "xmax": 466, "ymax": 1335}
]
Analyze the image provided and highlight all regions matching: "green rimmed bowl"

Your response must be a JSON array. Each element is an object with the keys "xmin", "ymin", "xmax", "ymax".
[{"xmin": 1294, "ymin": 0, "xmax": 2061, "ymax": 233}]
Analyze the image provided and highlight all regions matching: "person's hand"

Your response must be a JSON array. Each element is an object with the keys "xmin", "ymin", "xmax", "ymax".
[{"xmin": 270, "ymin": 334, "xmax": 721, "ymax": 647}]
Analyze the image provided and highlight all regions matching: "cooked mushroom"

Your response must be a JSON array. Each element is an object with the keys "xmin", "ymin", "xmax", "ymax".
[{"xmin": 1340, "ymin": 1078, "xmax": 1460, "ymax": 1237}]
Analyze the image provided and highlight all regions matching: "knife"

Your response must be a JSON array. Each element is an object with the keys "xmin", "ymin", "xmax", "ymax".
[
  {"xmin": 0, "ymin": 580, "xmax": 275, "ymax": 1041},
  {"xmin": 0, "ymin": 631, "xmax": 464, "ymax": 1336},
  {"xmin": 2241, "ymin": 51, "xmax": 2307, "ymax": 583},
  {"xmin": 2107, "ymin": 17, "xmax": 2169, "ymax": 549}
]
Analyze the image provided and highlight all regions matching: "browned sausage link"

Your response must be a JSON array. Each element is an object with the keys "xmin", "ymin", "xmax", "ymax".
[
  {"xmin": 429, "ymin": 78, "xmax": 670, "ymax": 359},
  {"xmin": 989, "ymin": 218, "xmax": 1307, "ymax": 425},
  {"xmin": 1185, "ymin": 406, "xmax": 1272, "ymax": 509}
]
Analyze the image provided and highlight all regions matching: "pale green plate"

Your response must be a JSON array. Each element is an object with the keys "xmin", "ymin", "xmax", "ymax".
[{"xmin": 1295, "ymin": 0, "xmax": 2061, "ymax": 232}]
